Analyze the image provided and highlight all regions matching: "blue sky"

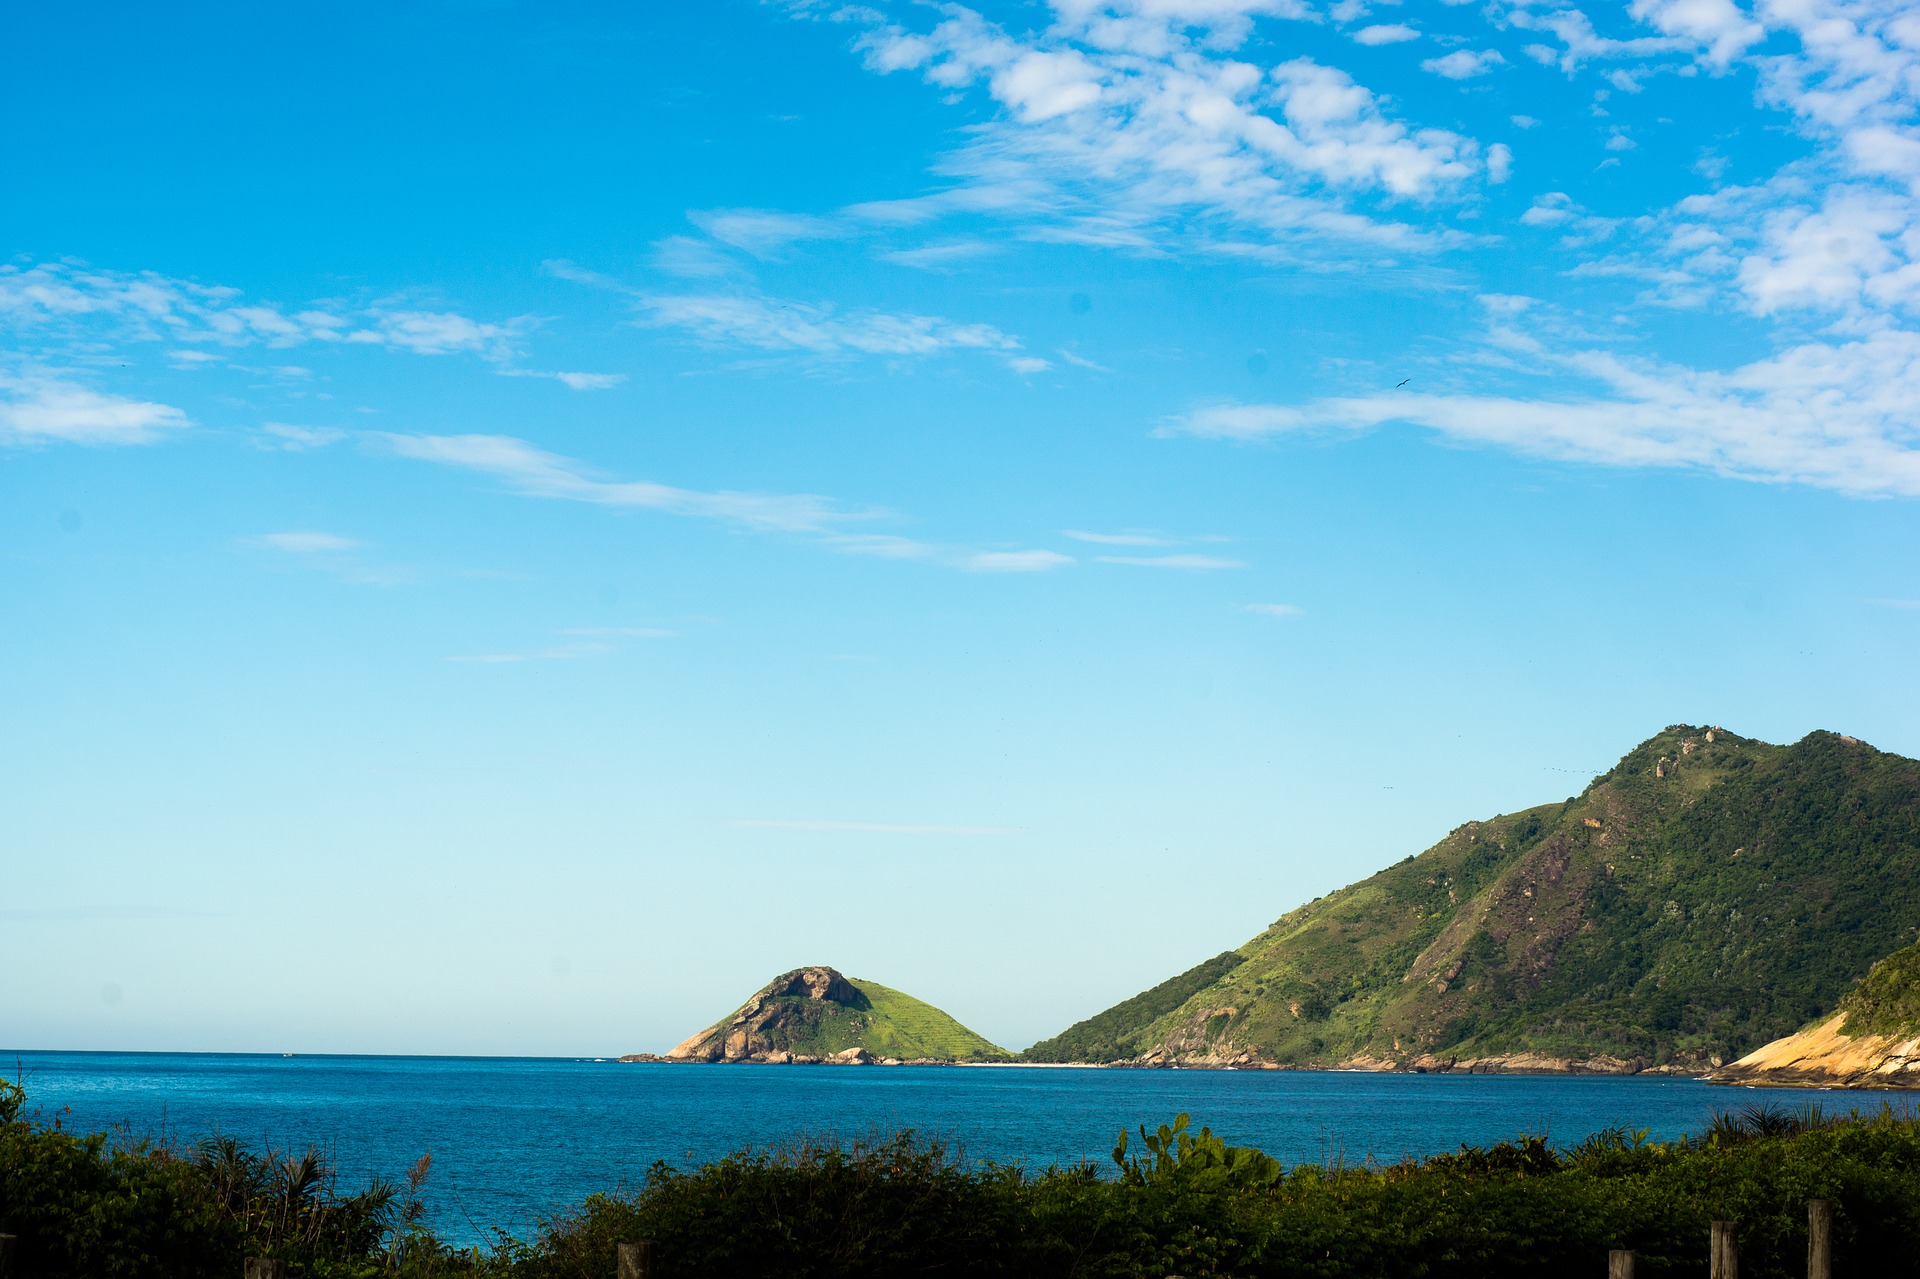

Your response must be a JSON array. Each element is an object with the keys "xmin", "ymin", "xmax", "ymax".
[{"xmin": 5, "ymin": 0, "xmax": 1920, "ymax": 1055}]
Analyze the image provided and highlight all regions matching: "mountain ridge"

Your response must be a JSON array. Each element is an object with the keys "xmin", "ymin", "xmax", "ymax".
[{"xmin": 1022, "ymin": 725, "xmax": 1920, "ymax": 1073}]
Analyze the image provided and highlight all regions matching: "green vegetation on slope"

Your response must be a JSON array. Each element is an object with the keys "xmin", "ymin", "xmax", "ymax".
[
  {"xmin": 1023, "ymin": 952, "xmax": 1245, "ymax": 1063},
  {"xmin": 1043, "ymin": 727, "xmax": 1920, "ymax": 1070},
  {"xmin": 665, "ymin": 967, "xmax": 1010, "ymax": 1062},
  {"xmin": 850, "ymin": 979, "xmax": 1010, "ymax": 1061},
  {"xmin": 1841, "ymin": 938, "xmax": 1920, "ymax": 1040}
]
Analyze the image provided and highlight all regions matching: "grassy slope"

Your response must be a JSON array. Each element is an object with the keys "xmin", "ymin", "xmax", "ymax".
[
  {"xmin": 1044, "ymin": 726, "xmax": 1920, "ymax": 1068},
  {"xmin": 849, "ymin": 980, "xmax": 1012, "ymax": 1061}
]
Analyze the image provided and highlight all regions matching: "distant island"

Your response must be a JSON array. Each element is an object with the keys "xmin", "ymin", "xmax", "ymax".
[
  {"xmin": 632, "ymin": 725, "xmax": 1920, "ymax": 1082},
  {"xmin": 622, "ymin": 966, "xmax": 1011, "ymax": 1064}
]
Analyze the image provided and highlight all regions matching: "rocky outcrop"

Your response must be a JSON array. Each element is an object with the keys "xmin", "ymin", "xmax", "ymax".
[
  {"xmin": 666, "ymin": 966, "xmax": 872, "ymax": 1063},
  {"xmin": 1708, "ymin": 1014, "xmax": 1920, "ymax": 1088}
]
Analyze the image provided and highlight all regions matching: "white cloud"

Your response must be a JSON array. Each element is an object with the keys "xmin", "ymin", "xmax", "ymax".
[
  {"xmin": 1353, "ymin": 23, "xmax": 1420, "ymax": 44},
  {"xmin": 640, "ymin": 291, "xmax": 1024, "ymax": 358},
  {"xmin": 961, "ymin": 549, "xmax": 1076, "ymax": 571},
  {"xmin": 1421, "ymin": 49, "xmax": 1508, "ymax": 80},
  {"xmin": 881, "ymin": 240, "xmax": 1001, "ymax": 269},
  {"xmin": 389, "ymin": 433, "xmax": 1078, "ymax": 573},
  {"xmin": 1487, "ymin": 142, "xmax": 1513, "ymax": 183},
  {"xmin": 1245, "ymin": 602, "xmax": 1305, "ymax": 616},
  {"xmin": 1097, "ymin": 553, "xmax": 1247, "ymax": 568},
  {"xmin": 825, "ymin": 3, "xmax": 1498, "ymax": 257},
  {"xmin": 0, "ymin": 376, "xmax": 187, "ymax": 446},
  {"xmin": 1064, "ymin": 528, "xmax": 1177, "ymax": 544},
  {"xmin": 0, "ymin": 262, "xmax": 527, "ymax": 364},
  {"xmin": 498, "ymin": 369, "xmax": 627, "ymax": 391},
  {"xmin": 250, "ymin": 531, "xmax": 361, "ymax": 553},
  {"xmin": 1168, "ymin": 326, "xmax": 1920, "ymax": 496},
  {"xmin": 688, "ymin": 208, "xmax": 840, "ymax": 256},
  {"xmin": 386, "ymin": 433, "xmax": 854, "ymax": 533},
  {"xmin": 257, "ymin": 423, "xmax": 346, "ymax": 451},
  {"xmin": 1520, "ymin": 192, "xmax": 1580, "ymax": 226},
  {"xmin": 1627, "ymin": 0, "xmax": 1764, "ymax": 67},
  {"xmin": 346, "ymin": 310, "xmax": 521, "ymax": 359}
]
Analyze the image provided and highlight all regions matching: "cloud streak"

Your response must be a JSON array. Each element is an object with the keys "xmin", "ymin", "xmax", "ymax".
[
  {"xmin": 0, "ymin": 375, "xmax": 187, "ymax": 446},
  {"xmin": 1171, "ymin": 326, "xmax": 1920, "ymax": 496},
  {"xmin": 387, "ymin": 433, "xmax": 1076, "ymax": 571}
]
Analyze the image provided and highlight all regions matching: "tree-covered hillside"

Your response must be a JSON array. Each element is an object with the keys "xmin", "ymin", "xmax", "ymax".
[{"xmin": 1029, "ymin": 727, "xmax": 1920, "ymax": 1070}]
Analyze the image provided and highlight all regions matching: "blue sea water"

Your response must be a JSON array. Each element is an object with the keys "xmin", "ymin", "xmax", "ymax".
[{"xmin": 4, "ymin": 1052, "xmax": 1848, "ymax": 1244}]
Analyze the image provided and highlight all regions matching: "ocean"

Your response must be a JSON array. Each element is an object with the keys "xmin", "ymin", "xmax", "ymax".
[{"xmin": 5, "ymin": 1051, "xmax": 1842, "ymax": 1245}]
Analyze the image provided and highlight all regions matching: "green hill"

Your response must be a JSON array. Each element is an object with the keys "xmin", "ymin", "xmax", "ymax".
[
  {"xmin": 1841, "ymin": 937, "xmax": 1920, "ymax": 1041},
  {"xmin": 1025, "ymin": 727, "xmax": 1920, "ymax": 1072},
  {"xmin": 659, "ymin": 966, "xmax": 1011, "ymax": 1063}
]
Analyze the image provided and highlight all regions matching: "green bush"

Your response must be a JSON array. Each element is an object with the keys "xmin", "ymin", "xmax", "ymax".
[{"xmin": 8, "ymin": 1078, "xmax": 1920, "ymax": 1279}]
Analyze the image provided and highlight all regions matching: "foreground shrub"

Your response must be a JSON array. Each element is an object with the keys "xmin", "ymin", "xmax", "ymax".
[{"xmin": 7, "ymin": 1077, "xmax": 1920, "ymax": 1278}]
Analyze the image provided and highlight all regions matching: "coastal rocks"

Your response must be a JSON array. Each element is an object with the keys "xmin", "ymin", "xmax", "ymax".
[{"xmin": 1708, "ymin": 1014, "xmax": 1920, "ymax": 1088}]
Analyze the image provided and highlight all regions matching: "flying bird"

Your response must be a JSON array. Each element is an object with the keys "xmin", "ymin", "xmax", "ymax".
[{"xmin": 1395, "ymin": 378, "xmax": 1410, "ymax": 388}]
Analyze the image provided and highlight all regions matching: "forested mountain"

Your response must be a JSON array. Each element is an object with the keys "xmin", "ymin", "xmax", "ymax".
[{"xmin": 1027, "ymin": 727, "xmax": 1920, "ymax": 1072}]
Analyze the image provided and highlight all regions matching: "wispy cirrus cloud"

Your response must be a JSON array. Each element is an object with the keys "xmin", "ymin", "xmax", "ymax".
[
  {"xmin": 1063, "ymin": 528, "xmax": 1178, "ymax": 546},
  {"xmin": 0, "ymin": 261, "xmax": 620, "ymax": 392},
  {"xmin": 387, "ymin": 433, "xmax": 1076, "ymax": 571},
  {"xmin": 1169, "ymin": 324, "xmax": 1920, "ymax": 496},
  {"xmin": 0, "ymin": 374, "xmax": 187, "ymax": 446},
  {"xmin": 249, "ymin": 530, "xmax": 361, "ymax": 553},
  {"xmin": 687, "ymin": 207, "xmax": 841, "ymax": 256},
  {"xmin": 640, "ymin": 292, "xmax": 1024, "ymax": 360},
  {"xmin": 384, "ymin": 433, "xmax": 853, "ymax": 533},
  {"xmin": 550, "ymin": 257, "xmax": 1041, "ymax": 371},
  {"xmin": 1245, "ymin": 602, "xmax": 1305, "ymax": 616},
  {"xmin": 1096, "ymin": 553, "xmax": 1247, "ymax": 569}
]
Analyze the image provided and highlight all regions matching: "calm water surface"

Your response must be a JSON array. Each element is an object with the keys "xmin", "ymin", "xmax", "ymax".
[{"xmin": 5, "ymin": 1052, "xmax": 1842, "ymax": 1243}]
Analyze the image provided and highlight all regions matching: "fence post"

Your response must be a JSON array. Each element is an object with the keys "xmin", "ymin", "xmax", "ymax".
[
  {"xmin": 243, "ymin": 1258, "xmax": 288, "ymax": 1279},
  {"xmin": 1608, "ymin": 1249, "xmax": 1635, "ymax": 1279},
  {"xmin": 1807, "ymin": 1200, "xmax": 1832, "ymax": 1279},
  {"xmin": 617, "ymin": 1239, "xmax": 655, "ymax": 1279},
  {"xmin": 1711, "ymin": 1221, "xmax": 1738, "ymax": 1279},
  {"xmin": 0, "ymin": 1232, "xmax": 15, "ymax": 1277}
]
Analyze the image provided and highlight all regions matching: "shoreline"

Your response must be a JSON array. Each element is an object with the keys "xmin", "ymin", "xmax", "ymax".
[{"xmin": 618, "ymin": 1052, "xmax": 1718, "ymax": 1080}]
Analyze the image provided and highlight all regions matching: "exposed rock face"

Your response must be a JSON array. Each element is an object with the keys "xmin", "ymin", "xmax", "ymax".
[{"xmin": 1709, "ymin": 1014, "xmax": 1920, "ymax": 1088}]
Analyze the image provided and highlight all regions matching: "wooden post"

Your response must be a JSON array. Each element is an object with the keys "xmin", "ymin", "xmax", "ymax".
[
  {"xmin": 0, "ymin": 1233, "xmax": 16, "ymax": 1277},
  {"xmin": 243, "ymin": 1259, "xmax": 288, "ymax": 1279},
  {"xmin": 1808, "ymin": 1200, "xmax": 1832, "ymax": 1279},
  {"xmin": 1711, "ymin": 1221, "xmax": 1738, "ymax": 1279},
  {"xmin": 1608, "ymin": 1249, "xmax": 1635, "ymax": 1279},
  {"xmin": 617, "ymin": 1239, "xmax": 654, "ymax": 1279}
]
